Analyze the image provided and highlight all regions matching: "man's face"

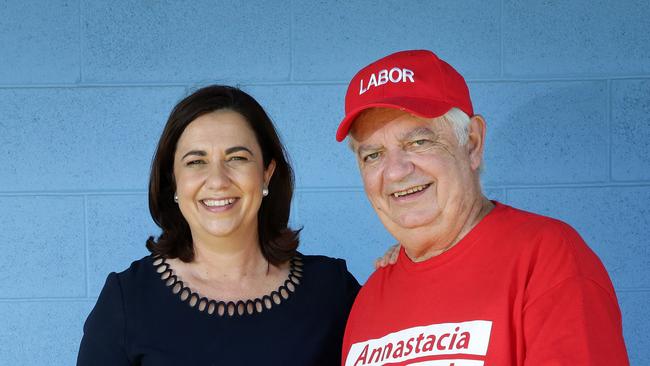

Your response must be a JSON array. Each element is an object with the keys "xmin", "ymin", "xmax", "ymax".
[{"xmin": 350, "ymin": 108, "xmax": 482, "ymax": 249}]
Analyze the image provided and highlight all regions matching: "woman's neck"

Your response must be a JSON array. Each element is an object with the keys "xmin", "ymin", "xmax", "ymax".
[{"xmin": 189, "ymin": 230, "xmax": 269, "ymax": 282}]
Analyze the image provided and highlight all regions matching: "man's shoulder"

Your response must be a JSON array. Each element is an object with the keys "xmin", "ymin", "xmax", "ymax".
[
  {"xmin": 348, "ymin": 265, "xmax": 394, "ymax": 310},
  {"xmin": 494, "ymin": 203, "xmax": 612, "ymax": 291},
  {"xmin": 492, "ymin": 202, "xmax": 582, "ymax": 245},
  {"xmin": 495, "ymin": 202, "xmax": 569, "ymax": 228}
]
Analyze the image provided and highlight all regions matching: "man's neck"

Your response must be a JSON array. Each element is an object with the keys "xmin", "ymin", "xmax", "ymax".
[{"xmin": 405, "ymin": 196, "xmax": 494, "ymax": 262}]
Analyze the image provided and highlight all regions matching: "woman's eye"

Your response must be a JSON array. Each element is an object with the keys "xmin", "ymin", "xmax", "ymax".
[
  {"xmin": 186, "ymin": 160, "xmax": 205, "ymax": 166},
  {"xmin": 228, "ymin": 156, "xmax": 248, "ymax": 162},
  {"xmin": 363, "ymin": 152, "xmax": 380, "ymax": 162}
]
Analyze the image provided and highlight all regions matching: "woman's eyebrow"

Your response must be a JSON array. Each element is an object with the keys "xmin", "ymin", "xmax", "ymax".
[
  {"xmin": 180, "ymin": 146, "xmax": 254, "ymax": 160},
  {"xmin": 181, "ymin": 150, "xmax": 207, "ymax": 160},
  {"xmin": 225, "ymin": 146, "xmax": 253, "ymax": 155}
]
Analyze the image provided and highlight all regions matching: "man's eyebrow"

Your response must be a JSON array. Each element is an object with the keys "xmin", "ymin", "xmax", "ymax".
[
  {"xmin": 225, "ymin": 146, "xmax": 253, "ymax": 155},
  {"xmin": 181, "ymin": 150, "xmax": 207, "ymax": 160},
  {"xmin": 400, "ymin": 126, "xmax": 436, "ymax": 141},
  {"xmin": 356, "ymin": 143, "xmax": 382, "ymax": 158}
]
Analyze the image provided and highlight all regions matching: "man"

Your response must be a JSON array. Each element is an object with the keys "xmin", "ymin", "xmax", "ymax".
[{"xmin": 337, "ymin": 50, "xmax": 629, "ymax": 366}]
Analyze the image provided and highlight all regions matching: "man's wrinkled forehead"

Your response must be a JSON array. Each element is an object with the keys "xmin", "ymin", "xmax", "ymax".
[
  {"xmin": 350, "ymin": 108, "xmax": 406, "ymax": 140},
  {"xmin": 349, "ymin": 107, "xmax": 444, "ymax": 150}
]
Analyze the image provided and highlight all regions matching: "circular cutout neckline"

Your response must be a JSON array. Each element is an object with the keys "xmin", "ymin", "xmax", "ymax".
[{"xmin": 152, "ymin": 254, "xmax": 304, "ymax": 317}]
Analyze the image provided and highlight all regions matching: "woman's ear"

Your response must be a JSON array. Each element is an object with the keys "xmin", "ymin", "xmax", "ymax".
[{"xmin": 264, "ymin": 159, "xmax": 277, "ymax": 186}]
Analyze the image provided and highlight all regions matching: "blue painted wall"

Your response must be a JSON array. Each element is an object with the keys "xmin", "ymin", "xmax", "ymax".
[{"xmin": 1, "ymin": 1, "xmax": 648, "ymax": 364}]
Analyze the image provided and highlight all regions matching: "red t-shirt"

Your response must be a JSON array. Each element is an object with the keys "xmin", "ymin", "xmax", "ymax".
[{"xmin": 342, "ymin": 202, "xmax": 629, "ymax": 366}]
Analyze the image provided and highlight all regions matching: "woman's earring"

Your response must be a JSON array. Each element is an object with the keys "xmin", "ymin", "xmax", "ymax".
[
  {"xmin": 262, "ymin": 186, "xmax": 269, "ymax": 197},
  {"xmin": 173, "ymin": 193, "xmax": 178, "ymax": 203}
]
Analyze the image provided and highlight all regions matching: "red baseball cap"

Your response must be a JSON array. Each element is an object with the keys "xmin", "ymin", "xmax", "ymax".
[{"xmin": 336, "ymin": 50, "xmax": 474, "ymax": 142}]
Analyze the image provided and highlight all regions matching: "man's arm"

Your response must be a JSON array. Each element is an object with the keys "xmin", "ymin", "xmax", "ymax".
[{"xmin": 522, "ymin": 275, "xmax": 629, "ymax": 365}]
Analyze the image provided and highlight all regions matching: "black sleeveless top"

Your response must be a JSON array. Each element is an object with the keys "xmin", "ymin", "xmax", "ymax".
[{"xmin": 77, "ymin": 253, "xmax": 360, "ymax": 365}]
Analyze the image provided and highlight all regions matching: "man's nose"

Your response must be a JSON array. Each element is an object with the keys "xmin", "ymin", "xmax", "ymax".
[{"xmin": 383, "ymin": 150, "xmax": 414, "ymax": 182}]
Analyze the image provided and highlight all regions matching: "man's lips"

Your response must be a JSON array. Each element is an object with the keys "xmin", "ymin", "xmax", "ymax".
[{"xmin": 390, "ymin": 183, "xmax": 432, "ymax": 198}]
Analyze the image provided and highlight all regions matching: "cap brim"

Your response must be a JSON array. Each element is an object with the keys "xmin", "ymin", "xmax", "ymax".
[{"xmin": 335, "ymin": 98, "xmax": 454, "ymax": 142}]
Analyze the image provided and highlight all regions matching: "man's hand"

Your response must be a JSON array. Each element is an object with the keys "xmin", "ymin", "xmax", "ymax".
[{"xmin": 374, "ymin": 243, "xmax": 400, "ymax": 269}]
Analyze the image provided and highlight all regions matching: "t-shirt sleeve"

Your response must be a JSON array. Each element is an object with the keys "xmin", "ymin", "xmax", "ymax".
[
  {"xmin": 338, "ymin": 261, "xmax": 362, "ymax": 366},
  {"xmin": 522, "ymin": 276, "xmax": 629, "ymax": 365},
  {"xmin": 77, "ymin": 272, "xmax": 131, "ymax": 365}
]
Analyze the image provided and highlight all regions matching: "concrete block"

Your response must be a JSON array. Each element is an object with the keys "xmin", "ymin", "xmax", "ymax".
[
  {"xmin": 618, "ymin": 291, "xmax": 650, "ymax": 365},
  {"xmin": 472, "ymin": 81, "xmax": 609, "ymax": 184},
  {"xmin": 244, "ymin": 84, "xmax": 363, "ymax": 188},
  {"xmin": 0, "ymin": 86, "xmax": 185, "ymax": 191},
  {"xmin": 0, "ymin": 301, "xmax": 94, "ymax": 365},
  {"xmin": 83, "ymin": 0, "xmax": 290, "ymax": 82},
  {"xmin": 0, "ymin": 196, "xmax": 85, "ymax": 298},
  {"xmin": 86, "ymin": 195, "xmax": 157, "ymax": 296},
  {"xmin": 0, "ymin": 0, "xmax": 79, "ymax": 84},
  {"xmin": 507, "ymin": 186, "xmax": 650, "ymax": 289},
  {"xmin": 611, "ymin": 80, "xmax": 650, "ymax": 181},
  {"xmin": 295, "ymin": 190, "xmax": 394, "ymax": 283},
  {"xmin": 483, "ymin": 188, "xmax": 506, "ymax": 203},
  {"xmin": 503, "ymin": 0, "xmax": 650, "ymax": 77},
  {"xmin": 293, "ymin": 0, "xmax": 500, "ymax": 81}
]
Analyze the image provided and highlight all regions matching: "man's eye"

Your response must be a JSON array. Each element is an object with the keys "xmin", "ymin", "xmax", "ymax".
[
  {"xmin": 363, "ymin": 152, "xmax": 380, "ymax": 162},
  {"xmin": 412, "ymin": 139, "xmax": 430, "ymax": 146}
]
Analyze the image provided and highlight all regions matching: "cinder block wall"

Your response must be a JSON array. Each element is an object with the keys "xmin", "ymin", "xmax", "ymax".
[{"xmin": 1, "ymin": 1, "xmax": 648, "ymax": 364}]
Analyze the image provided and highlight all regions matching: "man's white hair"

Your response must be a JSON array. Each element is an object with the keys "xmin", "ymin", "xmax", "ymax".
[
  {"xmin": 348, "ymin": 106, "xmax": 484, "ymax": 177},
  {"xmin": 441, "ymin": 107, "xmax": 471, "ymax": 146},
  {"xmin": 442, "ymin": 107, "xmax": 484, "ymax": 174},
  {"xmin": 349, "ymin": 107, "xmax": 471, "ymax": 148}
]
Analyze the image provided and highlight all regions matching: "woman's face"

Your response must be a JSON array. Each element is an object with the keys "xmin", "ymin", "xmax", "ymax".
[{"xmin": 173, "ymin": 110, "xmax": 275, "ymax": 243}]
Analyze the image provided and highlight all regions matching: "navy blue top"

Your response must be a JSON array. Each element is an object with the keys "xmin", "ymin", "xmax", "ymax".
[{"xmin": 77, "ymin": 254, "xmax": 360, "ymax": 365}]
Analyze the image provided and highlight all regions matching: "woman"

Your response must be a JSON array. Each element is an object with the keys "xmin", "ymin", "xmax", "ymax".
[{"xmin": 77, "ymin": 85, "xmax": 393, "ymax": 365}]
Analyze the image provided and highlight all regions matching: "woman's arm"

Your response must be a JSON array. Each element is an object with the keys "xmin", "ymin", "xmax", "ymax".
[{"xmin": 77, "ymin": 273, "xmax": 131, "ymax": 365}]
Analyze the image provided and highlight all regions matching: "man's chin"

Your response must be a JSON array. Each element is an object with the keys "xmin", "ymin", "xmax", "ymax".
[
  {"xmin": 391, "ymin": 212, "xmax": 438, "ymax": 229},
  {"xmin": 382, "ymin": 215, "xmax": 438, "ymax": 242}
]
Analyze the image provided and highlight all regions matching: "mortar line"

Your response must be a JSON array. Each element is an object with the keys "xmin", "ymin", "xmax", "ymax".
[
  {"xmin": 607, "ymin": 79, "xmax": 613, "ymax": 182},
  {"xmin": 289, "ymin": 0, "xmax": 295, "ymax": 82},
  {"xmin": 0, "ymin": 190, "xmax": 148, "ymax": 196},
  {"xmin": 2, "ymin": 75, "xmax": 650, "ymax": 89},
  {"xmin": 0, "ymin": 297, "xmax": 98, "ymax": 302},
  {"xmin": 78, "ymin": 0, "xmax": 83, "ymax": 83},
  {"xmin": 500, "ymin": 0, "xmax": 505, "ymax": 77},
  {"xmin": 2, "ymin": 180, "xmax": 650, "ymax": 196},
  {"xmin": 84, "ymin": 195, "xmax": 90, "ymax": 297}
]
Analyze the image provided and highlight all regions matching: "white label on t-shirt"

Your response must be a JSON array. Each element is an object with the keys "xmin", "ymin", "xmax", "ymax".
[{"xmin": 345, "ymin": 320, "xmax": 492, "ymax": 366}]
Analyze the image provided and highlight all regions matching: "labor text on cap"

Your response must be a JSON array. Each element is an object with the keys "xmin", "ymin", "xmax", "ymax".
[{"xmin": 359, "ymin": 67, "xmax": 415, "ymax": 95}]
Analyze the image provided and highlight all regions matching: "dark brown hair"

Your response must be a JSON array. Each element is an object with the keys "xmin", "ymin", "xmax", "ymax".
[{"xmin": 146, "ymin": 85, "xmax": 299, "ymax": 265}]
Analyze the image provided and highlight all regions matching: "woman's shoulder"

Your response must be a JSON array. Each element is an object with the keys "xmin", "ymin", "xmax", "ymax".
[
  {"xmin": 298, "ymin": 252, "xmax": 351, "ymax": 273},
  {"xmin": 297, "ymin": 252, "xmax": 360, "ymax": 292},
  {"xmin": 107, "ymin": 255, "xmax": 157, "ymax": 290},
  {"xmin": 294, "ymin": 253, "xmax": 360, "ymax": 318}
]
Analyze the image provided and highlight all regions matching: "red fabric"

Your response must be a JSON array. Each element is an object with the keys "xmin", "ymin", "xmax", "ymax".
[
  {"xmin": 336, "ymin": 50, "xmax": 473, "ymax": 142},
  {"xmin": 342, "ymin": 202, "xmax": 629, "ymax": 366}
]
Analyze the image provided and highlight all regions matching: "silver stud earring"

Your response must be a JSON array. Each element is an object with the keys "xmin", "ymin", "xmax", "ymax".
[
  {"xmin": 173, "ymin": 193, "xmax": 178, "ymax": 203},
  {"xmin": 262, "ymin": 186, "xmax": 269, "ymax": 197}
]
